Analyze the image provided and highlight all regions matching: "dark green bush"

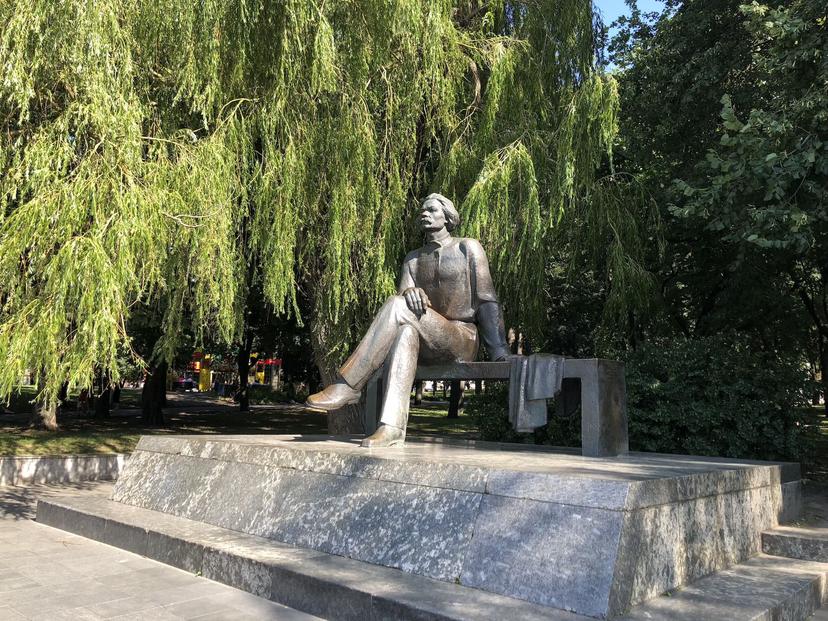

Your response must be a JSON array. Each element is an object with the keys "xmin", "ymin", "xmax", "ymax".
[
  {"xmin": 626, "ymin": 335, "xmax": 815, "ymax": 461},
  {"xmin": 466, "ymin": 382, "xmax": 581, "ymax": 447}
]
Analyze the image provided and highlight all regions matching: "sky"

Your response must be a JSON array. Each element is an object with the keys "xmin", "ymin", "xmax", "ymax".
[
  {"xmin": 593, "ymin": 0, "xmax": 666, "ymax": 65},
  {"xmin": 593, "ymin": 0, "xmax": 666, "ymax": 28}
]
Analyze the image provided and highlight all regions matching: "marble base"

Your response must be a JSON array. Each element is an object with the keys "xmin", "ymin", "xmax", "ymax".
[{"xmin": 107, "ymin": 435, "xmax": 800, "ymax": 618}]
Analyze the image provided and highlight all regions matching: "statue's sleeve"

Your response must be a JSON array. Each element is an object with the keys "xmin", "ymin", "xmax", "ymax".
[
  {"xmin": 397, "ymin": 254, "xmax": 417, "ymax": 294},
  {"xmin": 468, "ymin": 240, "xmax": 498, "ymax": 304}
]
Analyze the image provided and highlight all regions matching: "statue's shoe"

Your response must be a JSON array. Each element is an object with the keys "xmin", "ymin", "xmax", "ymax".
[
  {"xmin": 305, "ymin": 381, "xmax": 361, "ymax": 411},
  {"xmin": 361, "ymin": 424, "xmax": 406, "ymax": 448}
]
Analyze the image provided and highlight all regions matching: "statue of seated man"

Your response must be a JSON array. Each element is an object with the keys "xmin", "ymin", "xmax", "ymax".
[{"xmin": 306, "ymin": 193, "xmax": 509, "ymax": 447}]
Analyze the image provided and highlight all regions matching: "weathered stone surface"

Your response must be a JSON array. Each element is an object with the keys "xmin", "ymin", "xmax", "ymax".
[
  {"xmin": 764, "ymin": 526, "xmax": 828, "ymax": 563},
  {"xmin": 460, "ymin": 495, "xmax": 624, "ymax": 617},
  {"xmin": 780, "ymin": 480, "xmax": 804, "ymax": 524},
  {"xmin": 0, "ymin": 453, "xmax": 126, "ymax": 486},
  {"xmin": 38, "ymin": 492, "xmax": 591, "ymax": 620},
  {"xmin": 610, "ymin": 484, "xmax": 781, "ymax": 615},
  {"xmin": 617, "ymin": 554, "xmax": 828, "ymax": 621},
  {"xmin": 115, "ymin": 451, "xmax": 483, "ymax": 582},
  {"xmin": 35, "ymin": 497, "xmax": 106, "ymax": 540},
  {"xmin": 204, "ymin": 548, "xmax": 273, "ymax": 599},
  {"xmin": 38, "ymin": 491, "xmax": 828, "ymax": 621},
  {"xmin": 485, "ymin": 470, "xmax": 631, "ymax": 509},
  {"xmin": 103, "ymin": 435, "xmax": 803, "ymax": 618}
]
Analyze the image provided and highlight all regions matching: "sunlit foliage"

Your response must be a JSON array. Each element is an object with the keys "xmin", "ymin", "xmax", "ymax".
[{"xmin": 0, "ymin": 1, "xmax": 637, "ymax": 409}]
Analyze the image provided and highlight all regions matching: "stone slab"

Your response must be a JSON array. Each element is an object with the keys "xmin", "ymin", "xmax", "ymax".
[
  {"xmin": 764, "ymin": 526, "xmax": 828, "ymax": 563},
  {"xmin": 130, "ymin": 435, "xmax": 800, "ymax": 508},
  {"xmin": 37, "ymin": 492, "xmax": 588, "ymax": 621},
  {"xmin": 460, "ymin": 494, "xmax": 624, "ymax": 617},
  {"xmin": 781, "ymin": 480, "xmax": 804, "ymax": 523},
  {"xmin": 617, "ymin": 554, "xmax": 828, "ymax": 621},
  {"xmin": 0, "ymin": 454, "xmax": 127, "ymax": 486},
  {"xmin": 114, "ymin": 451, "xmax": 483, "ymax": 582},
  {"xmin": 67, "ymin": 435, "xmax": 804, "ymax": 618},
  {"xmin": 37, "ymin": 492, "xmax": 828, "ymax": 621}
]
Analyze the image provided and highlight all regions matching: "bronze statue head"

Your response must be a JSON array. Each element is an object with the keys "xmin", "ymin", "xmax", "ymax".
[{"xmin": 421, "ymin": 193, "xmax": 459, "ymax": 233}]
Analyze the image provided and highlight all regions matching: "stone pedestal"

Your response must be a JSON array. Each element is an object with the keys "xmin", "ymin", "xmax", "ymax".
[{"xmin": 98, "ymin": 435, "xmax": 799, "ymax": 618}]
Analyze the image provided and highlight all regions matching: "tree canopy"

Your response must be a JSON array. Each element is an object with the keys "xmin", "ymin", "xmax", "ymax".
[{"xmin": 0, "ymin": 1, "xmax": 635, "ymax": 412}]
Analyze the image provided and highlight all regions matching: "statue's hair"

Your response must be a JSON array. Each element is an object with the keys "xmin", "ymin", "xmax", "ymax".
[{"xmin": 424, "ymin": 193, "xmax": 460, "ymax": 232}]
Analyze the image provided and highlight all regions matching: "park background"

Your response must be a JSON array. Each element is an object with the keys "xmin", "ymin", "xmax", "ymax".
[{"xmin": 0, "ymin": 0, "xmax": 824, "ymax": 479}]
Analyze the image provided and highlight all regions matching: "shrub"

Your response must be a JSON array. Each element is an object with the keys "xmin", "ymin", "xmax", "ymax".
[
  {"xmin": 626, "ymin": 335, "xmax": 815, "ymax": 461},
  {"xmin": 466, "ymin": 382, "xmax": 581, "ymax": 448}
]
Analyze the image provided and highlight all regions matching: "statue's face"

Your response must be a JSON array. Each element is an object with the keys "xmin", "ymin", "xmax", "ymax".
[{"xmin": 419, "ymin": 198, "xmax": 447, "ymax": 232}]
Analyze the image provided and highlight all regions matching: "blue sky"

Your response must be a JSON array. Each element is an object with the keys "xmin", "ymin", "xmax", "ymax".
[{"xmin": 593, "ymin": 0, "xmax": 666, "ymax": 27}]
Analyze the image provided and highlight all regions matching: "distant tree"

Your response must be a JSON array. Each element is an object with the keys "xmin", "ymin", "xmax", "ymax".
[{"xmin": 675, "ymin": 0, "xmax": 828, "ymax": 407}]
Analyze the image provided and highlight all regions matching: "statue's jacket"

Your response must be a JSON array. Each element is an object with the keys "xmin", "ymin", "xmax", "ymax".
[{"xmin": 397, "ymin": 236, "xmax": 498, "ymax": 323}]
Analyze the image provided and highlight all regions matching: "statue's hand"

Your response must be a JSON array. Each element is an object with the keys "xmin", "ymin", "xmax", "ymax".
[{"xmin": 403, "ymin": 287, "xmax": 431, "ymax": 316}]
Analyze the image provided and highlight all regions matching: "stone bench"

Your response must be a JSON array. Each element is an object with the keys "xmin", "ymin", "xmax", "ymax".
[{"xmin": 362, "ymin": 358, "xmax": 628, "ymax": 458}]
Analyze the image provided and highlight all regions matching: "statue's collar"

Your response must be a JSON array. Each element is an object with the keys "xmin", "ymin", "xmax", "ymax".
[{"xmin": 424, "ymin": 229, "xmax": 452, "ymax": 248}]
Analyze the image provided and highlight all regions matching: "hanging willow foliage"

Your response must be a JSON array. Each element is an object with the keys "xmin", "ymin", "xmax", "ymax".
[{"xmin": 0, "ymin": 0, "xmax": 650, "ymax": 409}]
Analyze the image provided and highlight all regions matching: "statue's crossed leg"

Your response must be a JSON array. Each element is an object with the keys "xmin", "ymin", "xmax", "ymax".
[{"xmin": 307, "ymin": 295, "xmax": 478, "ymax": 446}]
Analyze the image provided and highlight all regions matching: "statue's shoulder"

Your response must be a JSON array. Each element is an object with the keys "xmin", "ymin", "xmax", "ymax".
[
  {"xmin": 402, "ymin": 248, "xmax": 420, "ymax": 264},
  {"xmin": 456, "ymin": 237, "xmax": 486, "ymax": 256}
]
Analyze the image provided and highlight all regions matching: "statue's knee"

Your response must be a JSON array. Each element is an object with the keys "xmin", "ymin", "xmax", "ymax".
[{"xmin": 386, "ymin": 295, "xmax": 408, "ymax": 315}]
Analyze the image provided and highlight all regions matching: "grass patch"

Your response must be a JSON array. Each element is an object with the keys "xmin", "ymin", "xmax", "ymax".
[
  {"xmin": 0, "ymin": 389, "xmax": 330, "ymax": 457},
  {"xmin": 0, "ymin": 389, "xmax": 481, "ymax": 456},
  {"xmin": 407, "ymin": 404, "xmax": 477, "ymax": 438},
  {"xmin": 0, "ymin": 430, "xmax": 141, "ymax": 456}
]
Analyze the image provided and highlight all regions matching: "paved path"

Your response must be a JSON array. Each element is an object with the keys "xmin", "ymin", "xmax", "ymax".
[{"xmin": 0, "ymin": 483, "xmax": 321, "ymax": 621}]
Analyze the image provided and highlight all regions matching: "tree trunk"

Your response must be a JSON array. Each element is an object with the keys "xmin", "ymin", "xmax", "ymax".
[
  {"xmin": 313, "ymin": 325, "xmax": 363, "ymax": 435},
  {"xmin": 94, "ymin": 370, "xmax": 111, "ymax": 418},
  {"xmin": 58, "ymin": 381, "xmax": 69, "ymax": 406},
  {"xmin": 448, "ymin": 380, "xmax": 464, "ymax": 418},
  {"xmin": 237, "ymin": 331, "xmax": 254, "ymax": 413},
  {"xmin": 142, "ymin": 360, "xmax": 167, "ymax": 426},
  {"xmin": 29, "ymin": 371, "xmax": 60, "ymax": 430},
  {"xmin": 821, "ymin": 339, "xmax": 828, "ymax": 417},
  {"xmin": 35, "ymin": 399, "xmax": 59, "ymax": 431},
  {"xmin": 414, "ymin": 381, "xmax": 423, "ymax": 405},
  {"xmin": 95, "ymin": 385, "xmax": 111, "ymax": 418}
]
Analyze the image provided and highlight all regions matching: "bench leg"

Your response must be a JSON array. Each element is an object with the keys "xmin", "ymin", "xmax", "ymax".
[
  {"xmin": 579, "ymin": 360, "xmax": 628, "ymax": 457},
  {"xmin": 362, "ymin": 370, "xmax": 384, "ymax": 435}
]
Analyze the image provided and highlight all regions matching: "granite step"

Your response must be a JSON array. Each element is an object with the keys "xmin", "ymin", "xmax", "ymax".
[
  {"xmin": 37, "ymin": 489, "xmax": 828, "ymax": 621},
  {"xmin": 764, "ymin": 526, "xmax": 828, "ymax": 563},
  {"xmin": 35, "ymin": 491, "xmax": 588, "ymax": 621},
  {"xmin": 618, "ymin": 554, "xmax": 828, "ymax": 621}
]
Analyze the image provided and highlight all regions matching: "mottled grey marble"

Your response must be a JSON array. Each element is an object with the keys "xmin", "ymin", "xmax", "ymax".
[
  {"xmin": 485, "ymin": 470, "xmax": 631, "ymax": 509},
  {"xmin": 114, "ymin": 451, "xmax": 482, "ymax": 582},
  {"xmin": 39, "ymin": 492, "xmax": 828, "ymax": 621},
  {"xmin": 763, "ymin": 527, "xmax": 828, "ymax": 563},
  {"xmin": 204, "ymin": 547, "xmax": 273, "ymax": 598},
  {"xmin": 107, "ymin": 435, "xmax": 804, "ymax": 618},
  {"xmin": 460, "ymin": 495, "xmax": 623, "ymax": 617},
  {"xmin": 610, "ymin": 484, "xmax": 781, "ymax": 616},
  {"xmin": 133, "ymin": 434, "xmax": 800, "ymax": 483},
  {"xmin": 780, "ymin": 480, "xmax": 804, "ymax": 524},
  {"xmin": 617, "ymin": 554, "xmax": 828, "ymax": 621}
]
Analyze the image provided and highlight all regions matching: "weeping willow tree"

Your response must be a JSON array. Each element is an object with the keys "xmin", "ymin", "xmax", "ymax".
[{"xmin": 0, "ymin": 0, "xmax": 652, "ymax": 428}]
